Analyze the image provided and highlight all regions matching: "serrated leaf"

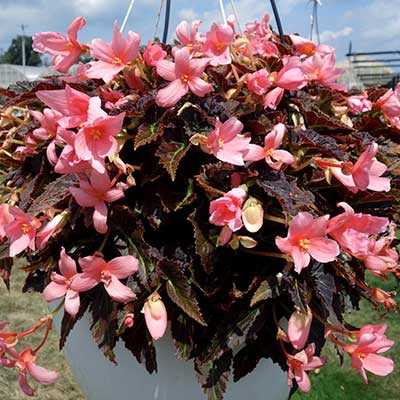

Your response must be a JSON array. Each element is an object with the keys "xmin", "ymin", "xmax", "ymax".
[
  {"xmin": 156, "ymin": 140, "xmax": 191, "ymax": 181},
  {"xmin": 310, "ymin": 262, "xmax": 336, "ymax": 315},
  {"xmin": 232, "ymin": 344, "xmax": 261, "ymax": 382},
  {"xmin": 250, "ymin": 280, "xmax": 273, "ymax": 307},
  {"xmin": 27, "ymin": 174, "xmax": 78, "ymax": 216},
  {"xmin": 134, "ymin": 122, "xmax": 165, "ymax": 149},
  {"xmin": 159, "ymin": 258, "xmax": 207, "ymax": 326}
]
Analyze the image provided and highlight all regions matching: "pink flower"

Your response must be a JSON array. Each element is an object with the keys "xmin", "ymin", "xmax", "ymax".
[
  {"xmin": 69, "ymin": 169, "xmax": 125, "ymax": 234},
  {"xmin": 43, "ymin": 248, "xmax": 80, "ymax": 317},
  {"xmin": 203, "ymin": 117, "xmax": 251, "ymax": 165},
  {"xmin": 244, "ymin": 123, "xmax": 294, "ymax": 170},
  {"xmin": 203, "ymin": 23, "xmax": 234, "ymax": 66},
  {"xmin": 0, "ymin": 321, "xmax": 18, "ymax": 349},
  {"xmin": 36, "ymin": 85, "xmax": 90, "ymax": 129},
  {"xmin": 343, "ymin": 324, "xmax": 394, "ymax": 383},
  {"xmin": 143, "ymin": 41, "xmax": 167, "ymax": 67},
  {"xmin": 156, "ymin": 47, "xmax": 213, "ymax": 108},
  {"xmin": 143, "ymin": 292, "xmax": 168, "ymax": 340},
  {"xmin": 174, "ymin": 20, "xmax": 204, "ymax": 54},
  {"xmin": 123, "ymin": 67, "xmax": 144, "ymax": 91},
  {"xmin": 71, "ymin": 254, "xmax": 138, "ymax": 303},
  {"xmin": 330, "ymin": 143, "xmax": 391, "ymax": 193},
  {"xmin": 375, "ymin": 86, "xmax": 400, "ymax": 129},
  {"xmin": 15, "ymin": 348, "xmax": 59, "ymax": 396},
  {"xmin": 53, "ymin": 128, "xmax": 91, "ymax": 174},
  {"xmin": 289, "ymin": 35, "xmax": 335, "ymax": 58},
  {"xmin": 251, "ymin": 37, "xmax": 279, "ymax": 58},
  {"xmin": 348, "ymin": 93, "xmax": 373, "ymax": 114},
  {"xmin": 36, "ymin": 212, "xmax": 67, "ymax": 250},
  {"xmin": 288, "ymin": 307, "xmax": 313, "ymax": 350},
  {"xmin": 275, "ymin": 212, "xmax": 340, "ymax": 273},
  {"xmin": 87, "ymin": 22, "xmax": 140, "ymax": 83},
  {"xmin": 61, "ymin": 62, "xmax": 90, "ymax": 83},
  {"xmin": 245, "ymin": 14, "xmax": 272, "ymax": 39},
  {"xmin": 30, "ymin": 109, "xmax": 62, "ymax": 141},
  {"xmin": 74, "ymin": 96, "xmax": 125, "ymax": 173},
  {"xmin": 4, "ymin": 208, "xmax": 41, "ymax": 257},
  {"xmin": 0, "ymin": 204, "xmax": 13, "ymax": 240},
  {"xmin": 210, "ymin": 188, "xmax": 246, "ymax": 245},
  {"xmin": 286, "ymin": 343, "xmax": 326, "ymax": 393},
  {"xmin": 247, "ymin": 69, "xmax": 271, "ymax": 95},
  {"xmin": 32, "ymin": 17, "xmax": 86, "ymax": 73},
  {"xmin": 302, "ymin": 53, "xmax": 346, "ymax": 90},
  {"xmin": 263, "ymin": 87, "xmax": 285, "ymax": 110},
  {"xmin": 327, "ymin": 202, "xmax": 389, "ymax": 263}
]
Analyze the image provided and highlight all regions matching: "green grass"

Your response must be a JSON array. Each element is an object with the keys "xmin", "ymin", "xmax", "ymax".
[
  {"xmin": 1, "ymin": 267, "xmax": 399, "ymax": 399},
  {"xmin": 292, "ymin": 275, "xmax": 400, "ymax": 400}
]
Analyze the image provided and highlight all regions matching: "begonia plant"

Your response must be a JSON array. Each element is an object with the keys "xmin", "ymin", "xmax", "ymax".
[{"xmin": 0, "ymin": 13, "xmax": 399, "ymax": 399}]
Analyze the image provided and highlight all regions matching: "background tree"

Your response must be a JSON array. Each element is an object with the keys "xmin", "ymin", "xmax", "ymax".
[{"xmin": 1, "ymin": 35, "xmax": 41, "ymax": 66}]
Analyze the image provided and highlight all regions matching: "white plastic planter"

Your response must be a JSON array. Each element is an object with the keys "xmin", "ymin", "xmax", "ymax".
[{"xmin": 54, "ymin": 312, "xmax": 290, "ymax": 400}]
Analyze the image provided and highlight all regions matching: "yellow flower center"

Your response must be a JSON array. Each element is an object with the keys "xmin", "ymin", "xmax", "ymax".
[
  {"xmin": 181, "ymin": 74, "xmax": 190, "ymax": 83},
  {"xmin": 298, "ymin": 238, "xmax": 310, "ymax": 250},
  {"xmin": 215, "ymin": 42, "xmax": 226, "ymax": 51},
  {"xmin": 265, "ymin": 148, "xmax": 274, "ymax": 157},
  {"xmin": 218, "ymin": 138, "xmax": 224, "ymax": 149},
  {"xmin": 21, "ymin": 223, "xmax": 31, "ymax": 234},
  {"xmin": 65, "ymin": 42, "xmax": 75, "ymax": 52},
  {"xmin": 113, "ymin": 56, "xmax": 123, "ymax": 65},
  {"xmin": 90, "ymin": 129, "xmax": 102, "ymax": 140}
]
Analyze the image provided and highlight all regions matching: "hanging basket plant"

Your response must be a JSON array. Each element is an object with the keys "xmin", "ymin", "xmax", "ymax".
[{"xmin": 0, "ymin": 10, "xmax": 399, "ymax": 399}]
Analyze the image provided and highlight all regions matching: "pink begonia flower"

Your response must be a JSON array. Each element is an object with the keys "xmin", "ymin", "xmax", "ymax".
[
  {"xmin": 74, "ymin": 96, "xmax": 125, "ymax": 173},
  {"xmin": 289, "ymin": 35, "xmax": 335, "ymax": 58},
  {"xmin": 245, "ymin": 14, "xmax": 272, "ymax": 39},
  {"xmin": 0, "ymin": 204, "xmax": 13, "ymax": 240},
  {"xmin": 36, "ymin": 85, "xmax": 90, "ymax": 129},
  {"xmin": 209, "ymin": 187, "xmax": 246, "ymax": 245},
  {"xmin": 330, "ymin": 143, "xmax": 391, "ymax": 193},
  {"xmin": 302, "ymin": 53, "xmax": 346, "ymax": 91},
  {"xmin": 15, "ymin": 348, "xmax": 59, "ymax": 396},
  {"xmin": 288, "ymin": 307, "xmax": 313, "ymax": 350},
  {"xmin": 174, "ymin": 20, "xmax": 204, "ymax": 54},
  {"xmin": 69, "ymin": 169, "xmax": 125, "ymax": 234},
  {"xmin": 264, "ymin": 56, "xmax": 306, "ymax": 109},
  {"xmin": 370, "ymin": 287, "xmax": 398, "ymax": 310},
  {"xmin": 143, "ymin": 40, "xmax": 167, "ymax": 66},
  {"xmin": 86, "ymin": 22, "xmax": 140, "ymax": 84},
  {"xmin": 375, "ymin": 85, "xmax": 400, "ymax": 129},
  {"xmin": 71, "ymin": 254, "xmax": 138, "ymax": 303},
  {"xmin": 247, "ymin": 69, "xmax": 271, "ymax": 95},
  {"xmin": 343, "ymin": 324, "xmax": 394, "ymax": 383},
  {"xmin": 156, "ymin": 47, "xmax": 213, "ymax": 108},
  {"xmin": 286, "ymin": 343, "xmax": 326, "ymax": 393},
  {"xmin": 123, "ymin": 67, "xmax": 144, "ymax": 91},
  {"xmin": 251, "ymin": 37, "xmax": 279, "ymax": 58},
  {"xmin": 0, "ymin": 321, "xmax": 18, "ymax": 349},
  {"xmin": 53, "ymin": 128, "xmax": 91, "ymax": 174},
  {"xmin": 203, "ymin": 117, "xmax": 251, "ymax": 166},
  {"xmin": 203, "ymin": 23, "xmax": 234, "ymax": 66},
  {"xmin": 43, "ymin": 247, "xmax": 80, "ymax": 317},
  {"xmin": 32, "ymin": 17, "xmax": 87, "ymax": 73},
  {"xmin": 143, "ymin": 292, "xmax": 168, "ymax": 340},
  {"xmin": 4, "ymin": 207, "xmax": 41, "ymax": 257},
  {"xmin": 275, "ymin": 212, "xmax": 340, "ymax": 273},
  {"xmin": 36, "ymin": 212, "xmax": 67, "ymax": 250},
  {"xmin": 348, "ymin": 93, "xmax": 373, "ymax": 114},
  {"xmin": 327, "ymin": 202, "xmax": 389, "ymax": 258},
  {"xmin": 30, "ymin": 109, "xmax": 62, "ymax": 141},
  {"xmin": 244, "ymin": 123, "xmax": 294, "ymax": 170}
]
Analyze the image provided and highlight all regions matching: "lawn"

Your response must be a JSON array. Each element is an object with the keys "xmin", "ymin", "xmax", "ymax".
[{"xmin": 1, "ymin": 267, "xmax": 399, "ymax": 399}]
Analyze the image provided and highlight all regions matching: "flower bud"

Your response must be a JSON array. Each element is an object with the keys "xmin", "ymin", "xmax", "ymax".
[
  {"xmin": 288, "ymin": 307, "xmax": 313, "ymax": 350},
  {"xmin": 124, "ymin": 313, "xmax": 134, "ymax": 328},
  {"xmin": 242, "ymin": 197, "xmax": 264, "ymax": 233},
  {"xmin": 143, "ymin": 292, "xmax": 167, "ymax": 340},
  {"xmin": 238, "ymin": 236, "xmax": 257, "ymax": 248}
]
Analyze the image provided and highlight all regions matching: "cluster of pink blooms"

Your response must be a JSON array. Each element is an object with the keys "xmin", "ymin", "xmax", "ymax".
[{"xmin": 0, "ymin": 12, "xmax": 396, "ymax": 397}]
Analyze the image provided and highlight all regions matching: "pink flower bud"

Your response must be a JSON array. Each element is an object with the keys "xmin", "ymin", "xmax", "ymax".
[
  {"xmin": 124, "ymin": 313, "xmax": 134, "ymax": 328},
  {"xmin": 143, "ymin": 292, "xmax": 167, "ymax": 340},
  {"xmin": 288, "ymin": 307, "xmax": 312, "ymax": 350}
]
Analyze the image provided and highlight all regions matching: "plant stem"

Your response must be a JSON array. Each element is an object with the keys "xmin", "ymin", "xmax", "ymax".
[
  {"xmin": 264, "ymin": 214, "xmax": 287, "ymax": 224},
  {"xmin": 243, "ymin": 248, "xmax": 289, "ymax": 260}
]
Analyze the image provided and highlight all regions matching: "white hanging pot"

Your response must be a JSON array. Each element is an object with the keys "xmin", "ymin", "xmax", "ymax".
[{"xmin": 54, "ymin": 312, "xmax": 290, "ymax": 400}]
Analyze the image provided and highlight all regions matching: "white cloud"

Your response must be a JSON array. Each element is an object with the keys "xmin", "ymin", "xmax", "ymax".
[
  {"xmin": 179, "ymin": 8, "xmax": 199, "ymax": 21},
  {"xmin": 320, "ymin": 27, "xmax": 353, "ymax": 43}
]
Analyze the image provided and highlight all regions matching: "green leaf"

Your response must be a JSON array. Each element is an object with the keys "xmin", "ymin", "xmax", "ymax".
[
  {"xmin": 158, "ymin": 258, "xmax": 207, "ymax": 326},
  {"xmin": 134, "ymin": 122, "xmax": 165, "ymax": 150},
  {"xmin": 155, "ymin": 140, "xmax": 191, "ymax": 181},
  {"xmin": 250, "ymin": 280, "xmax": 273, "ymax": 307}
]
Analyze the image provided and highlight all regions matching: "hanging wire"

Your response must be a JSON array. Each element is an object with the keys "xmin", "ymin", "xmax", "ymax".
[
  {"xmin": 229, "ymin": 0, "xmax": 243, "ymax": 33},
  {"xmin": 154, "ymin": 0, "xmax": 165, "ymax": 39},
  {"xmin": 120, "ymin": 0, "xmax": 136, "ymax": 33},
  {"xmin": 268, "ymin": 0, "xmax": 285, "ymax": 43},
  {"xmin": 314, "ymin": 1, "xmax": 321, "ymax": 44},
  {"xmin": 309, "ymin": 0, "xmax": 321, "ymax": 44},
  {"xmin": 218, "ymin": 0, "xmax": 228, "ymax": 24},
  {"xmin": 162, "ymin": 0, "xmax": 171, "ymax": 43}
]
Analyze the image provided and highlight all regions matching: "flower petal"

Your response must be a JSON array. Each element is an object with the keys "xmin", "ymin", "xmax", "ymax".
[
  {"xmin": 105, "ymin": 276, "xmax": 136, "ymax": 303},
  {"xmin": 107, "ymin": 255, "xmax": 139, "ymax": 278}
]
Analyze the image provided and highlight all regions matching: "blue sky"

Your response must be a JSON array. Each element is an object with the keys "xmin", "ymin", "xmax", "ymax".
[{"xmin": 0, "ymin": 0, "xmax": 398, "ymax": 61}]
